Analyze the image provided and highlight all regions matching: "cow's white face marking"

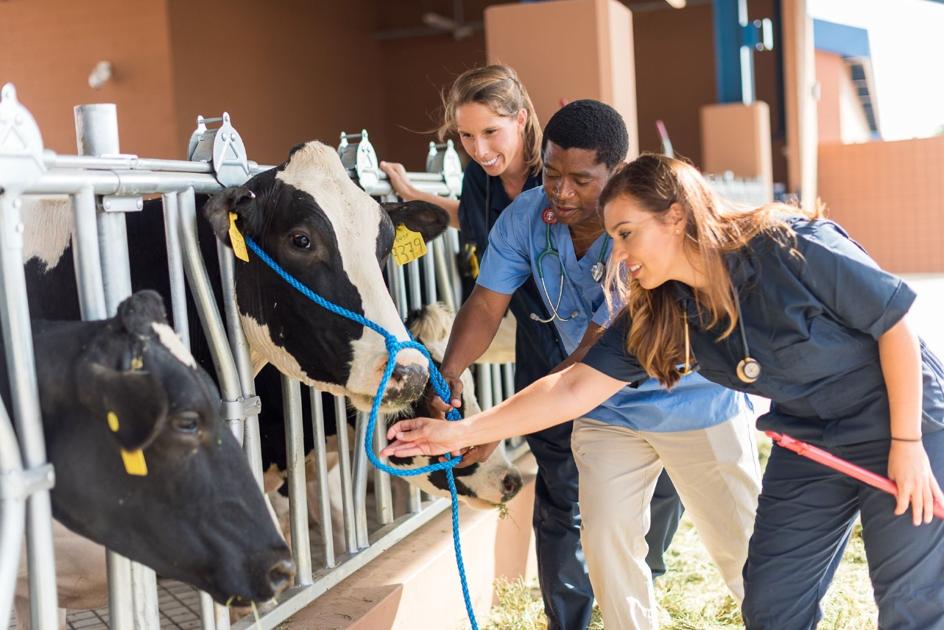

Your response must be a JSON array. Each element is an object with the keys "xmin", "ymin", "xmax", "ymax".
[
  {"xmin": 274, "ymin": 143, "xmax": 427, "ymax": 401},
  {"xmin": 241, "ymin": 313, "xmax": 394, "ymax": 411},
  {"xmin": 22, "ymin": 196, "xmax": 73, "ymax": 270},
  {"xmin": 151, "ymin": 323, "xmax": 197, "ymax": 368}
]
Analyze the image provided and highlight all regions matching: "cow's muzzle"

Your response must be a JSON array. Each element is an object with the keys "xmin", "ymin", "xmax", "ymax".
[{"xmin": 382, "ymin": 362, "xmax": 429, "ymax": 407}]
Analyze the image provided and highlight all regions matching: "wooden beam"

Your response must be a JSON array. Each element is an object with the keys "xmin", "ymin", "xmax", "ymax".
[{"xmin": 782, "ymin": 0, "xmax": 818, "ymax": 206}]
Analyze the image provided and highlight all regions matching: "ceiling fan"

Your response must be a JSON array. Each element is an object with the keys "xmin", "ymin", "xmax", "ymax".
[{"xmin": 421, "ymin": 0, "xmax": 481, "ymax": 40}]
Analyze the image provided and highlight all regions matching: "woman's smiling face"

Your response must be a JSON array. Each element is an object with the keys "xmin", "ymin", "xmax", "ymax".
[
  {"xmin": 603, "ymin": 194, "xmax": 686, "ymax": 289},
  {"xmin": 455, "ymin": 102, "xmax": 525, "ymax": 177}
]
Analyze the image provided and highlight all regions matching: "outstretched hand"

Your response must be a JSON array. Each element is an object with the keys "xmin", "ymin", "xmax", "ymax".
[{"xmin": 381, "ymin": 417, "xmax": 467, "ymax": 459}]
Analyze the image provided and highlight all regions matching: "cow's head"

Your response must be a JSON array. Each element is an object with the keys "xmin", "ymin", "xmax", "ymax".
[
  {"xmin": 204, "ymin": 142, "xmax": 449, "ymax": 412},
  {"xmin": 385, "ymin": 304, "xmax": 524, "ymax": 508},
  {"xmin": 35, "ymin": 291, "xmax": 294, "ymax": 606}
]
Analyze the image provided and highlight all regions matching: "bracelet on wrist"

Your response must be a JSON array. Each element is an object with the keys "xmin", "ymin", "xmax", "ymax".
[{"xmin": 891, "ymin": 436, "xmax": 922, "ymax": 443}]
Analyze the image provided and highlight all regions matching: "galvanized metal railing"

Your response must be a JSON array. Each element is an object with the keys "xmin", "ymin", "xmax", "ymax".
[
  {"xmin": 0, "ymin": 83, "xmax": 61, "ymax": 630},
  {"xmin": 1, "ymin": 83, "xmax": 521, "ymax": 630}
]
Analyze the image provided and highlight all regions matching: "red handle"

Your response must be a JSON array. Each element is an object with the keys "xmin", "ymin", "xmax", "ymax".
[{"xmin": 766, "ymin": 431, "xmax": 944, "ymax": 521}]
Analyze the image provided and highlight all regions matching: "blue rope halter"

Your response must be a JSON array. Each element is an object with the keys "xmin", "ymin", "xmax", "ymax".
[{"xmin": 244, "ymin": 236, "xmax": 478, "ymax": 629}]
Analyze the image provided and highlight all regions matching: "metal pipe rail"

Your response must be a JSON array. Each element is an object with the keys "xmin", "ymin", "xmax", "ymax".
[
  {"xmin": 0, "ymin": 401, "xmax": 28, "ymax": 630},
  {"xmin": 46, "ymin": 154, "xmax": 268, "ymax": 176},
  {"xmin": 0, "ymin": 83, "xmax": 60, "ymax": 630}
]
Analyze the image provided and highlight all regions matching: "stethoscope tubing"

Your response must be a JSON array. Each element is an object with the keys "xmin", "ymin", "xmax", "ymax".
[{"xmin": 532, "ymin": 221, "xmax": 609, "ymax": 323}]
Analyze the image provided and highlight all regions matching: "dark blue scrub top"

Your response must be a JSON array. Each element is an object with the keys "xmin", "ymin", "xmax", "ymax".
[
  {"xmin": 583, "ymin": 218, "xmax": 944, "ymax": 448},
  {"xmin": 458, "ymin": 161, "xmax": 566, "ymax": 389}
]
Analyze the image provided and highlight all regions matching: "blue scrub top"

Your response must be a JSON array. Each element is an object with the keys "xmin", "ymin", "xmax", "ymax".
[
  {"xmin": 478, "ymin": 186, "xmax": 745, "ymax": 431},
  {"xmin": 458, "ymin": 161, "xmax": 566, "ymax": 390},
  {"xmin": 584, "ymin": 217, "xmax": 944, "ymax": 447}
]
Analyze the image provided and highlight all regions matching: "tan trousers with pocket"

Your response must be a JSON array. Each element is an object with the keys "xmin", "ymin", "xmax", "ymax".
[{"xmin": 572, "ymin": 414, "xmax": 761, "ymax": 630}]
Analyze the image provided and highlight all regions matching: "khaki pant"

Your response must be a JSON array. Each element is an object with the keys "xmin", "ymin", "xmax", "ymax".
[{"xmin": 572, "ymin": 415, "xmax": 761, "ymax": 630}]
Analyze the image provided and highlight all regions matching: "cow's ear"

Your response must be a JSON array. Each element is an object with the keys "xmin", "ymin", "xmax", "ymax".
[
  {"xmin": 382, "ymin": 201, "xmax": 450, "ymax": 242},
  {"xmin": 203, "ymin": 185, "xmax": 256, "ymax": 245},
  {"xmin": 116, "ymin": 291, "xmax": 168, "ymax": 338},
  {"xmin": 80, "ymin": 363, "xmax": 169, "ymax": 451}
]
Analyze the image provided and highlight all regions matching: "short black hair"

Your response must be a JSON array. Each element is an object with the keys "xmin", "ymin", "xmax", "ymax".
[{"xmin": 542, "ymin": 100, "xmax": 629, "ymax": 169}]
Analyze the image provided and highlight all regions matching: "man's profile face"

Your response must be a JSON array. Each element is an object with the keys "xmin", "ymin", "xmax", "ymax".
[{"xmin": 542, "ymin": 141, "xmax": 611, "ymax": 227}]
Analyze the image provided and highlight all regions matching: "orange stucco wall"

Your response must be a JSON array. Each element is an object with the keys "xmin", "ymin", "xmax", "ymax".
[
  {"xmin": 815, "ymin": 51, "xmax": 844, "ymax": 144},
  {"xmin": 165, "ymin": 0, "xmax": 388, "ymax": 165},
  {"xmin": 818, "ymin": 135, "xmax": 944, "ymax": 273},
  {"xmin": 0, "ymin": 0, "xmax": 178, "ymax": 157},
  {"xmin": 700, "ymin": 101, "xmax": 773, "ymax": 198},
  {"xmin": 815, "ymin": 50, "xmax": 872, "ymax": 145},
  {"xmin": 484, "ymin": 0, "xmax": 639, "ymax": 159},
  {"xmin": 1, "ymin": 1, "xmax": 791, "ymax": 184}
]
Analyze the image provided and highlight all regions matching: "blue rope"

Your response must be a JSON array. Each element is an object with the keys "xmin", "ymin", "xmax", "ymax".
[{"xmin": 244, "ymin": 237, "xmax": 478, "ymax": 629}]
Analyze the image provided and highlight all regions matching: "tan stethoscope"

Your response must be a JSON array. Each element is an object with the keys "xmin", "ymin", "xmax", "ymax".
[{"xmin": 681, "ymin": 287, "xmax": 761, "ymax": 384}]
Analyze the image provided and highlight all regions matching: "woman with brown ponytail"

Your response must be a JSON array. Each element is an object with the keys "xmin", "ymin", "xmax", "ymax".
[{"xmin": 383, "ymin": 153, "xmax": 944, "ymax": 629}]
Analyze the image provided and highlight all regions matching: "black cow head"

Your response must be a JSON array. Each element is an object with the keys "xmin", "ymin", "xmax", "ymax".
[
  {"xmin": 33, "ymin": 291, "xmax": 294, "ymax": 606},
  {"xmin": 203, "ymin": 141, "xmax": 450, "ymax": 413}
]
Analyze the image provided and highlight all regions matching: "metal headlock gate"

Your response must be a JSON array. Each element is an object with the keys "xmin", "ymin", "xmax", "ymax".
[{"xmin": 0, "ymin": 83, "xmax": 521, "ymax": 630}]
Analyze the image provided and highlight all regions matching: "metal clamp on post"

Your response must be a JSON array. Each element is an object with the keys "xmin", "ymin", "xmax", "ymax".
[
  {"xmin": 742, "ymin": 18, "xmax": 774, "ymax": 52},
  {"xmin": 99, "ymin": 156, "xmax": 144, "ymax": 213},
  {"xmin": 426, "ymin": 140, "xmax": 462, "ymax": 197},
  {"xmin": 221, "ymin": 395, "xmax": 262, "ymax": 421},
  {"xmin": 188, "ymin": 113, "xmax": 251, "ymax": 187},
  {"xmin": 101, "ymin": 192, "xmax": 144, "ymax": 213},
  {"xmin": 0, "ymin": 464, "xmax": 55, "ymax": 502},
  {"xmin": 338, "ymin": 129, "xmax": 380, "ymax": 189},
  {"xmin": 0, "ymin": 83, "xmax": 46, "ymax": 195}
]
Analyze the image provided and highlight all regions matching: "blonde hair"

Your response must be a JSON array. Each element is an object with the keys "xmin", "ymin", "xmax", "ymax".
[
  {"xmin": 601, "ymin": 153, "xmax": 823, "ymax": 387},
  {"xmin": 438, "ymin": 65, "xmax": 542, "ymax": 175}
]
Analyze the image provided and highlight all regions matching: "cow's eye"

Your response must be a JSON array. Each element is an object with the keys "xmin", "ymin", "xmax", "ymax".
[
  {"xmin": 171, "ymin": 412, "xmax": 200, "ymax": 434},
  {"xmin": 292, "ymin": 234, "xmax": 311, "ymax": 249}
]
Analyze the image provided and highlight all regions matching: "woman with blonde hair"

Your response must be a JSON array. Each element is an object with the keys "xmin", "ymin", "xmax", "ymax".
[
  {"xmin": 383, "ymin": 153, "xmax": 944, "ymax": 629},
  {"xmin": 380, "ymin": 64, "xmax": 541, "ymax": 229}
]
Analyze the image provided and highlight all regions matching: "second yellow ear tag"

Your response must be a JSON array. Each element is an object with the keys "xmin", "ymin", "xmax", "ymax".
[
  {"xmin": 468, "ymin": 244, "xmax": 480, "ymax": 279},
  {"xmin": 392, "ymin": 225, "xmax": 427, "ymax": 266},
  {"xmin": 120, "ymin": 449, "xmax": 148, "ymax": 476},
  {"xmin": 107, "ymin": 411, "xmax": 148, "ymax": 476},
  {"xmin": 229, "ymin": 212, "xmax": 250, "ymax": 262}
]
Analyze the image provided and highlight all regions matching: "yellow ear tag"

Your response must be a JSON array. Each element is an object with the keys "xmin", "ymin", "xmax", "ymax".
[
  {"xmin": 228, "ymin": 212, "xmax": 250, "ymax": 262},
  {"xmin": 392, "ymin": 224, "xmax": 427, "ymax": 266},
  {"xmin": 107, "ymin": 412, "xmax": 148, "ymax": 476},
  {"xmin": 120, "ymin": 449, "xmax": 148, "ymax": 476},
  {"xmin": 107, "ymin": 411, "xmax": 120, "ymax": 433}
]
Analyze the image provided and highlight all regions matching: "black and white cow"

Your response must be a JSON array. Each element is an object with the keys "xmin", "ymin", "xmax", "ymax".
[
  {"xmin": 25, "ymin": 141, "xmax": 445, "ymax": 410},
  {"xmin": 7, "ymin": 291, "xmax": 293, "ymax": 628}
]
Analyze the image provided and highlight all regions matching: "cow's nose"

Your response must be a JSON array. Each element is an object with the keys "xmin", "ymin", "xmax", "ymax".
[
  {"xmin": 267, "ymin": 558, "xmax": 295, "ymax": 595},
  {"xmin": 385, "ymin": 363, "xmax": 428, "ymax": 403},
  {"xmin": 501, "ymin": 471, "xmax": 524, "ymax": 501}
]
